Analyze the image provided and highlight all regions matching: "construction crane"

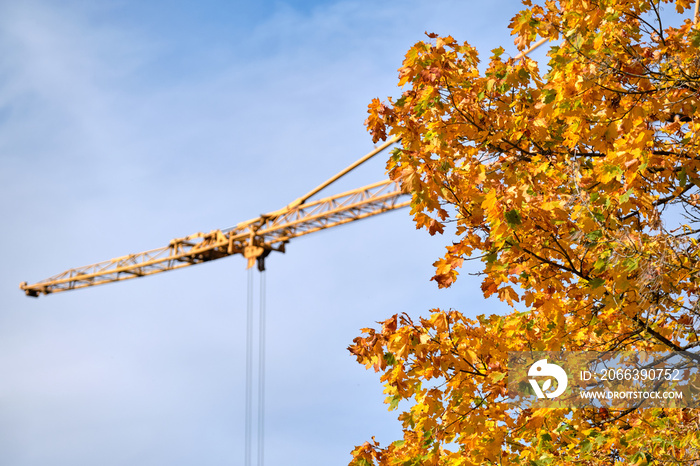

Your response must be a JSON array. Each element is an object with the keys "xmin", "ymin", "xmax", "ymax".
[
  {"xmin": 19, "ymin": 137, "xmax": 406, "ymax": 297},
  {"xmin": 18, "ymin": 136, "xmax": 407, "ymax": 466}
]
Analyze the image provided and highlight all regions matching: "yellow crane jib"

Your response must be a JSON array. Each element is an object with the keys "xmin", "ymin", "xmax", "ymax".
[{"xmin": 20, "ymin": 138, "xmax": 406, "ymax": 297}]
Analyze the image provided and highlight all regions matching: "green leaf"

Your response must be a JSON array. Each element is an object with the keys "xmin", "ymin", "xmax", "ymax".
[
  {"xmin": 620, "ymin": 189, "xmax": 632, "ymax": 203},
  {"xmin": 518, "ymin": 67, "xmax": 531, "ymax": 81},
  {"xmin": 505, "ymin": 209, "xmax": 522, "ymax": 227},
  {"xmin": 389, "ymin": 395, "xmax": 401, "ymax": 411},
  {"xmin": 691, "ymin": 29, "xmax": 700, "ymax": 48},
  {"xmin": 588, "ymin": 277, "xmax": 605, "ymax": 288},
  {"xmin": 532, "ymin": 458, "xmax": 553, "ymax": 466},
  {"xmin": 629, "ymin": 451, "xmax": 648, "ymax": 466},
  {"xmin": 586, "ymin": 230, "xmax": 603, "ymax": 241},
  {"xmin": 622, "ymin": 258, "xmax": 638, "ymax": 272},
  {"xmin": 555, "ymin": 423, "xmax": 569, "ymax": 433},
  {"xmin": 542, "ymin": 89, "xmax": 557, "ymax": 104},
  {"xmin": 580, "ymin": 438, "xmax": 592, "ymax": 453}
]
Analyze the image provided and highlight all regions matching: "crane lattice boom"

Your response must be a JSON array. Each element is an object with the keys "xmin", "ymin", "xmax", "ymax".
[{"xmin": 20, "ymin": 140, "xmax": 407, "ymax": 296}]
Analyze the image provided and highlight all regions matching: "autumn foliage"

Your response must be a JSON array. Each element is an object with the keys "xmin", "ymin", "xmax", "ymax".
[{"xmin": 350, "ymin": 0, "xmax": 700, "ymax": 464}]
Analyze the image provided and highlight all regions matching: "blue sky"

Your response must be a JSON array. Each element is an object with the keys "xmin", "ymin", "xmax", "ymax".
[{"xmin": 1, "ymin": 1, "xmax": 531, "ymax": 464}]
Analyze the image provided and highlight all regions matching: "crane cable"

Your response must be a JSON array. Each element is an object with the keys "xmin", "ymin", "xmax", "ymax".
[
  {"xmin": 245, "ymin": 267, "xmax": 254, "ymax": 466},
  {"xmin": 258, "ymin": 269, "xmax": 266, "ymax": 466},
  {"xmin": 245, "ymin": 266, "xmax": 267, "ymax": 466}
]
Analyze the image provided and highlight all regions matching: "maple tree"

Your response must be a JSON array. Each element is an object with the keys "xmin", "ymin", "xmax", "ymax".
[{"xmin": 349, "ymin": 0, "xmax": 700, "ymax": 464}]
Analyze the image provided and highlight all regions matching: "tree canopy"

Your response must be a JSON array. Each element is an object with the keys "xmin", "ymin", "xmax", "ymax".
[{"xmin": 350, "ymin": 0, "xmax": 700, "ymax": 464}]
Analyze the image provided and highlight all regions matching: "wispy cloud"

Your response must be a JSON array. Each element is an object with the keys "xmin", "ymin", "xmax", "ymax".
[{"xmin": 1, "ymin": 1, "xmax": 524, "ymax": 464}]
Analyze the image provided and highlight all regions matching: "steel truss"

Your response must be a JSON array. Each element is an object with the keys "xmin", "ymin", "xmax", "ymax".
[{"xmin": 20, "ymin": 140, "xmax": 407, "ymax": 296}]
